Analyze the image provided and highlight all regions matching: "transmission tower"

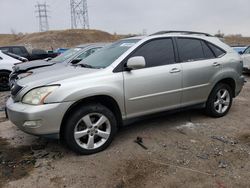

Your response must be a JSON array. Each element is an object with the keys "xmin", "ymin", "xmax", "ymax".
[
  {"xmin": 35, "ymin": 3, "xmax": 49, "ymax": 32},
  {"xmin": 70, "ymin": 0, "xmax": 89, "ymax": 29}
]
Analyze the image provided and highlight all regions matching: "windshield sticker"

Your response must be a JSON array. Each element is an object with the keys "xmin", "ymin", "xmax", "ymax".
[{"xmin": 120, "ymin": 43, "xmax": 136, "ymax": 47}]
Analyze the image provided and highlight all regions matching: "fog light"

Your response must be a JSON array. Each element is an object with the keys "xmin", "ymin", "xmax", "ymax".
[{"xmin": 23, "ymin": 120, "xmax": 42, "ymax": 128}]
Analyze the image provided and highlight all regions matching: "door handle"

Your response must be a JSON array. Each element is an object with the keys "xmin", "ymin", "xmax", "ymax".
[
  {"xmin": 170, "ymin": 68, "xmax": 181, "ymax": 73},
  {"xmin": 213, "ymin": 62, "xmax": 221, "ymax": 67}
]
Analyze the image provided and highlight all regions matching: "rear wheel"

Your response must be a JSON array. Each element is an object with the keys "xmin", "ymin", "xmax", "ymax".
[
  {"xmin": 205, "ymin": 83, "xmax": 233, "ymax": 118},
  {"xmin": 63, "ymin": 104, "xmax": 117, "ymax": 155},
  {"xmin": 0, "ymin": 71, "xmax": 10, "ymax": 91}
]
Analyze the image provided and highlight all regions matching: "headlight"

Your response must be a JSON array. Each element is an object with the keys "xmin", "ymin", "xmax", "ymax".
[{"xmin": 22, "ymin": 85, "xmax": 59, "ymax": 105}]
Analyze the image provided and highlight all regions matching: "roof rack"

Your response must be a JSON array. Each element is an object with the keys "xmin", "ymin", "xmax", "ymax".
[{"xmin": 150, "ymin": 30, "xmax": 213, "ymax": 37}]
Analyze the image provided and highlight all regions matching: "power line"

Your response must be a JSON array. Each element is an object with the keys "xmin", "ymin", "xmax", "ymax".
[
  {"xmin": 70, "ymin": 0, "xmax": 89, "ymax": 29},
  {"xmin": 35, "ymin": 2, "xmax": 49, "ymax": 32}
]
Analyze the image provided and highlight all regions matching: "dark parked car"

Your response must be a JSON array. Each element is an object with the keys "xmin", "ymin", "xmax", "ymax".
[
  {"xmin": 9, "ymin": 43, "xmax": 107, "ymax": 87},
  {"xmin": 0, "ymin": 46, "xmax": 57, "ymax": 61}
]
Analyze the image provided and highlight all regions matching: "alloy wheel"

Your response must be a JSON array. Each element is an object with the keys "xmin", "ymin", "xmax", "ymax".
[
  {"xmin": 214, "ymin": 89, "xmax": 230, "ymax": 114},
  {"xmin": 74, "ymin": 113, "xmax": 111, "ymax": 150}
]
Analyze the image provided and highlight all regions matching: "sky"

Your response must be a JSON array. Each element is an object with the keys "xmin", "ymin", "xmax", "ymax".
[{"xmin": 0, "ymin": 0, "xmax": 249, "ymax": 36}]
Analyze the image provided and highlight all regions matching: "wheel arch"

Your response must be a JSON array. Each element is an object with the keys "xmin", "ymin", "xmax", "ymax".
[
  {"xmin": 60, "ymin": 95, "xmax": 123, "ymax": 139},
  {"xmin": 0, "ymin": 69, "xmax": 11, "ymax": 73},
  {"xmin": 211, "ymin": 77, "xmax": 236, "ymax": 98}
]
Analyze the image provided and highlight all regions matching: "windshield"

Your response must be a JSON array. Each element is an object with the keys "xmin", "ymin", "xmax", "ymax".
[
  {"xmin": 233, "ymin": 47, "xmax": 247, "ymax": 54},
  {"xmin": 77, "ymin": 39, "xmax": 140, "ymax": 68},
  {"xmin": 51, "ymin": 48, "xmax": 82, "ymax": 63}
]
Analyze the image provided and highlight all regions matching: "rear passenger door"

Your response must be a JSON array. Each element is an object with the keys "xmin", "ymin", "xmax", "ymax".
[
  {"xmin": 176, "ymin": 37, "xmax": 225, "ymax": 106},
  {"xmin": 123, "ymin": 38, "xmax": 182, "ymax": 118}
]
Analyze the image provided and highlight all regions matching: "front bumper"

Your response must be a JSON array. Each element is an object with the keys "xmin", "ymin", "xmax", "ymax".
[{"xmin": 6, "ymin": 97, "xmax": 73, "ymax": 138}]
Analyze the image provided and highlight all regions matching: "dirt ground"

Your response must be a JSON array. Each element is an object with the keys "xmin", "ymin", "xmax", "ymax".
[{"xmin": 0, "ymin": 75, "xmax": 250, "ymax": 188}]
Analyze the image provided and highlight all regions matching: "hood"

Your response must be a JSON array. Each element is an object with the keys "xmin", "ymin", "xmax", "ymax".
[
  {"xmin": 13, "ymin": 59, "xmax": 55, "ymax": 73},
  {"xmin": 17, "ymin": 65, "xmax": 100, "ymax": 87}
]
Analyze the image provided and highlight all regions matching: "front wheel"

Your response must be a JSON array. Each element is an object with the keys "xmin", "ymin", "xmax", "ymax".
[
  {"xmin": 63, "ymin": 104, "xmax": 117, "ymax": 155},
  {"xmin": 205, "ymin": 83, "xmax": 233, "ymax": 118}
]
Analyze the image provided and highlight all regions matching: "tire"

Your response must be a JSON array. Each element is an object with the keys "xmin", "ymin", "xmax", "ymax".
[
  {"xmin": 0, "ymin": 71, "xmax": 10, "ymax": 91},
  {"xmin": 205, "ymin": 83, "xmax": 233, "ymax": 118},
  {"xmin": 63, "ymin": 103, "xmax": 118, "ymax": 155}
]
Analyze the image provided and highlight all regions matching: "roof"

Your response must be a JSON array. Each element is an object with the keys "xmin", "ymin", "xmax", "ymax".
[{"xmin": 150, "ymin": 30, "xmax": 213, "ymax": 37}]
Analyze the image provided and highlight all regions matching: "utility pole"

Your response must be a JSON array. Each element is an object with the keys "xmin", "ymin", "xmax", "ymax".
[
  {"xmin": 35, "ymin": 2, "xmax": 49, "ymax": 32},
  {"xmin": 70, "ymin": 0, "xmax": 89, "ymax": 29}
]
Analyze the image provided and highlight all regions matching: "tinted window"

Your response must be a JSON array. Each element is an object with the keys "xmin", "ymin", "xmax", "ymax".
[
  {"xmin": 0, "ymin": 47, "xmax": 10, "ymax": 53},
  {"xmin": 12, "ymin": 47, "xmax": 24, "ymax": 55},
  {"xmin": 131, "ymin": 38, "xmax": 175, "ymax": 68},
  {"xmin": 207, "ymin": 43, "xmax": 225, "ymax": 57},
  {"xmin": 177, "ymin": 38, "xmax": 204, "ymax": 62},
  {"xmin": 201, "ymin": 41, "xmax": 215, "ymax": 59}
]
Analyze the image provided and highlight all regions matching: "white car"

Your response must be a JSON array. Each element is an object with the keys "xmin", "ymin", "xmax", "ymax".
[
  {"xmin": 0, "ymin": 51, "xmax": 21, "ymax": 91},
  {"xmin": 242, "ymin": 46, "xmax": 250, "ymax": 72}
]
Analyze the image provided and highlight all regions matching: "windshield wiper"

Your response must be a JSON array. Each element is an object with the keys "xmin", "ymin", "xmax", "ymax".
[{"xmin": 73, "ymin": 63, "xmax": 96, "ymax": 69}]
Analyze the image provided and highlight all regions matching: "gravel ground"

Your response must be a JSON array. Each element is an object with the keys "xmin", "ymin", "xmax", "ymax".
[{"xmin": 0, "ymin": 75, "xmax": 249, "ymax": 188}]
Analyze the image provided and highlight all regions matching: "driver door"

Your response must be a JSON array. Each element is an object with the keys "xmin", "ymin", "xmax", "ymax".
[{"xmin": 123, "ymin": 38, "xmax": 182, "ymax": 118}]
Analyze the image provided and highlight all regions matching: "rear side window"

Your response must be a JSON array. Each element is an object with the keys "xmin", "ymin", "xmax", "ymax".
[
  {"xmin": 131, "ymin": 38, "xmax": 175, "ymax": 68},
  {"xmin": 201, "ymin": 41, "xmax": 215, "ymax": 59},
  {"xmin": 207, "ymin": 43, "xmax": 225, "ymax": 57},
  {"xmin": 177, "ymin": 38, "xmax": 204, "ymax": 62}
]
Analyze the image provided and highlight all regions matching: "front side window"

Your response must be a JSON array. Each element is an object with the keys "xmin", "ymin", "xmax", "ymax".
[
  {"xmin": 177, "ymin": 38, "xmax": 204, "ymax": 62},
  {"xmin": 130, "ymin": 38, "xmax": 175, "ymax": 67}
]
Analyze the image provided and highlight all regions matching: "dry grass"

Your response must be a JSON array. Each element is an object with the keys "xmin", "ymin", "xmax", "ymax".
[
  {"xmin": 0, "ymin": 29, "xmax": 124, "ymax": 51},
  {"xmin": 0, "ymin": 29, "xmax": 250, "ymax": 52},
  {"xmin": 224, "ymin": 36, "xmax": 250, "ymax": 46}
]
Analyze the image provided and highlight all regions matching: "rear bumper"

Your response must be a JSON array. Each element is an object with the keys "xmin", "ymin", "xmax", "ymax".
[
  {"xmin": 243, "ymin": 67, "xmax": 250, "ymax": 73},
  {"xmin": 6, "ymin": 97, "xmax": 73, "ymax": 138},
  {"xmin": 235, "ymin": 75, "xmax": 245, "ymax": 96}
]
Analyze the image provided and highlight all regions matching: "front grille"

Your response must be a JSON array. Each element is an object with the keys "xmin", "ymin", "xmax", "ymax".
[{"xmin": 11, "ymin": 84, "xmax": 23, "ymax": 96}]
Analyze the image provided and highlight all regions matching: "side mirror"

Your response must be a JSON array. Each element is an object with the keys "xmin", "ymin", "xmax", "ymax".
[
  {"xmin": 239, "ymin": 51, "xmax": 243, "ymax": 55},
  {"xmin": 126, "ymin": 56, "xmax": 146, "ymax": 71}
]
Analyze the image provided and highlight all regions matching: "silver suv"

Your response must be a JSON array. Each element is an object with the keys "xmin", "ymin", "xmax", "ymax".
[{"xmin": 6, "ymin": 31, "xmax": 245, "ymax": 155}]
